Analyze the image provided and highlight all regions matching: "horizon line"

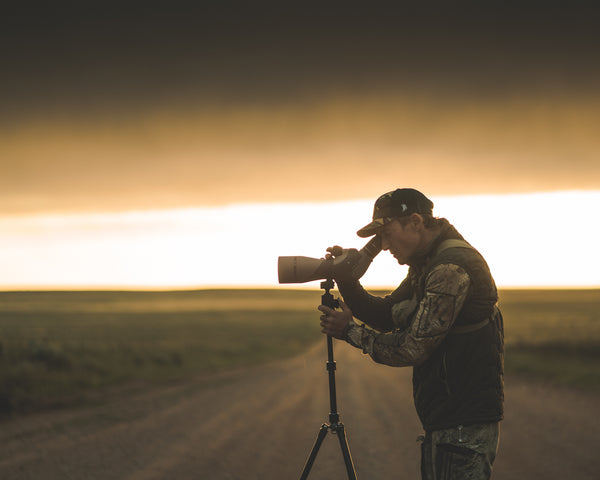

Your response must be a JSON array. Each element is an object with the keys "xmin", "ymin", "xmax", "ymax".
[{"xmin": 1, "ymin": 284, "xmax": 598, "ymax": 292}]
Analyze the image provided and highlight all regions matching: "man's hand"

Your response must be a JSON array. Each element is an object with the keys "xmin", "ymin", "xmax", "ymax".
[
  {"xmin": 318, "ymin": 300, "xmax": 353, "ymax": 339},
  {"xmin": 324, "ymin": 246, "xmax": 361, "ymax": 283}
]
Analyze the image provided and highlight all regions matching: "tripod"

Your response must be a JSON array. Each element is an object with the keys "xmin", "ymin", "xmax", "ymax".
[{"xmin": 299, "ymin": 279, "xmax": 357, "ymax": 480}]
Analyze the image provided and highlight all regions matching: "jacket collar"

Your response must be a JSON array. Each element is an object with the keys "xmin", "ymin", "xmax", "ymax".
[{"xmin": 408, "ymin": 219, "xmax": 464, "ymax": 267}]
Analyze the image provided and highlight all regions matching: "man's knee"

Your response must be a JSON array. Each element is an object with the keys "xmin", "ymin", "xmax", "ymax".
[
  {"xmin": 421, "ymin": 423, "xmax": 499, "ymax": 480},
  {"xmin": 435, "ymin": 443, "xmax": 491, "ymax": 479}
]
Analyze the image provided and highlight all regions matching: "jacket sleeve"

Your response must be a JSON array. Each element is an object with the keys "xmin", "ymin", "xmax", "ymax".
[
  {"xmin": 343, "ymin": 263, "xmax": 470, "ymax": 367},
  {"xmin": 337, "ymin": 276, "xmax": 413, "ymax": 332}
]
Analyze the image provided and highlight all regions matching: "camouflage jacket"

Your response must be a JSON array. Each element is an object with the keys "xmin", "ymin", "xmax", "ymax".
[{"xmin": 338, "ymin": 219, "xmax": 504, "ymax": 430}]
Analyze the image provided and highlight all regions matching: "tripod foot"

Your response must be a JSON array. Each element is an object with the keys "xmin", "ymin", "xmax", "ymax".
[
  {"xmin": 299, "ymin": 422, "xmax": 357, "ymax": 480},
  {"xmin": 299, "ymin": 424, "xmax": 329, "ymax": 480},
  {"xmin": 335, "ymin": 423, "xmax": 357, "ymax": 480}
]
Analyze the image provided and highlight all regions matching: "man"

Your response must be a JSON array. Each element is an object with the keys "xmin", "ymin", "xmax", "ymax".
[{"xmin": 318, "ymin": 188, "xmax": 504, "ymax": 480}]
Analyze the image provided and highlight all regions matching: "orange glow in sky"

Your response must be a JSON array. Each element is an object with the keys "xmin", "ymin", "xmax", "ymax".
[
  {"xmin": 1, "ymin": 191, "xmax": 598, "ymax": 290},
  {"xmin": 3, "ymin": 4, "xmax": 599, "ymax": 292}
]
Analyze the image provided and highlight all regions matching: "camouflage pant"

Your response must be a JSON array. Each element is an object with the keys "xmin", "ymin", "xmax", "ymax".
[{"xmin": 420, "ymin": 423, "xmax": 499, "ymax": 480}]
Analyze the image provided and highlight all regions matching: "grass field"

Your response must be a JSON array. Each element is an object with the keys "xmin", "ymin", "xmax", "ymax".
[
  {"xmin": 0, "ymin": 288, "xmax": 598, "ymax": 416},
  {"xmin": 0, "ymin": 289, "xmax": 323, "ymax": 415},
  {"xmin": 497, "ymin": 289, "xmax": 600, "ymax": 388}
]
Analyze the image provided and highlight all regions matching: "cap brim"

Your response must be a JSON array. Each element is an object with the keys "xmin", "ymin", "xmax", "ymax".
[{"xmin": 356, "ymin": 218, "xmax": 387, "ymax": 238}]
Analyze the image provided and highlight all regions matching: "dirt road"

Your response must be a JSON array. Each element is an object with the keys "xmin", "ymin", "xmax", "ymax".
[{"xmin": 0, "ymin": 341, "xmax": 598, "ymax": 479}]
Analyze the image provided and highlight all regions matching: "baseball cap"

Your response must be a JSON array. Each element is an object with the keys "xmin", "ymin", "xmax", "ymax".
[{"xmin": 356, "ymin": 188, "xmax": 434, "ymax": 238}]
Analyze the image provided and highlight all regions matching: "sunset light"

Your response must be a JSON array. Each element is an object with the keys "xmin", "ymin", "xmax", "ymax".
[
  {"xmin": 1, "ymin": 191, "xmax": 598, "ymax": 290},
  {"xmin": 2, "ymin": 5, "xmax": 600, "ymax": 479},
  {"xmin": 2, "ymin": 5, "xmax": 599, "ymax": 291}
]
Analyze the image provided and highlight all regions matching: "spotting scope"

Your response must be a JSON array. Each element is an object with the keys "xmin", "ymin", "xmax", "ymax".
[{"xmin": 278, "ymin": 236, "xmax": 382, "ymax": 284}]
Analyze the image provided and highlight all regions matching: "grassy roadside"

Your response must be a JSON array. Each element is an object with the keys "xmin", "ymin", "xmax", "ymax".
[
  {"xmin": 0, "ymin": 290, "xmax": 323, "ymax": 416},
  {"xmin": 498, "ymin": 289, "xmax": 600, "ymax": 388},
  {"xmin": 1, "ymin": 288, "xmax": 598, "ymax": 416}
]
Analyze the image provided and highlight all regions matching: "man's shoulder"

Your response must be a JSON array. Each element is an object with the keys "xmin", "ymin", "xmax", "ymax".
[
  {"xmin": 430, "ymin": 236, "xmax": 497, "ymax": 296},
  {"xmin": 434, "ymin": 238, "xmax": 474, "ymax": 257},
  {"xmin": 432, "ymin": 236, "xmax": 485, "ymax": 266}
]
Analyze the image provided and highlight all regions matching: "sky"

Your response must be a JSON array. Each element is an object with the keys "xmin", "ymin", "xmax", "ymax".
[{"xmin": 2, "ymin": 3, "xmax": 599, "ymax": 289}]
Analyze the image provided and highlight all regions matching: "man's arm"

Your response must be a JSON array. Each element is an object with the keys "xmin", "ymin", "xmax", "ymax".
[
  {"xmin": 343, "ymin": 264, "xmax": 470, "ymax": 367},
  {"xmin": 336, "ymin": 277, "xmax": 413, "ymax": 332}
]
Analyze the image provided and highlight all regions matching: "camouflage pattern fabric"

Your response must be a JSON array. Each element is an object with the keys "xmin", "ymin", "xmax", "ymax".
[
  {"xmin": 420, "ymin": 423, "xmax": 499, "ymax": 480},
  {"xmin": 345, "ymin": 263, "xmax": 470, "ymax": 366}
]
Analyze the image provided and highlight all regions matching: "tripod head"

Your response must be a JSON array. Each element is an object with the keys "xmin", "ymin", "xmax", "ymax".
[{"xmin": 320, "ymin": 279, "xmax": 340, "ymax": 311}]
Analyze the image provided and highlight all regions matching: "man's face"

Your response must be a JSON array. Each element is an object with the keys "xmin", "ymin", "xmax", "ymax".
[{"xmin": 378, "ymin": 217, "xmax": 422, "ymax": 265}]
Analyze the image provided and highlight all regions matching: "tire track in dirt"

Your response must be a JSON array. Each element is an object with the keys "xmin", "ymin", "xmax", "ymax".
[{"xmin": 0, "ymin": 341, "xmax": 598, "ymax": 479}]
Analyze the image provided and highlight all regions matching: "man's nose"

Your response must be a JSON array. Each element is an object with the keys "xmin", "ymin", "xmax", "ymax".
[{"xmin": 381, "ymin": 237, "xmax": 390, "ymax": 251}]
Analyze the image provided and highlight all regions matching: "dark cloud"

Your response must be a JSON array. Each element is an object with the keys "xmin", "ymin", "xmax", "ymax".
[
  {"xmin": 2, "ymin": 3, "xmax": 599, "ymax": 214},
  {"xmin": 3, "ymin": 2, "xmax": 599, "ymax": 120}
]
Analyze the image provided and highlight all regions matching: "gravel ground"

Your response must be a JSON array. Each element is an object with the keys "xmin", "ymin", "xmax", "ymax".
[{"xmin": 0, "ymin": 341, "xmax": 598, "ymax": 479}]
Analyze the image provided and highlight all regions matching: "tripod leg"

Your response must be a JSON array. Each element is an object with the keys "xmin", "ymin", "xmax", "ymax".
[
  {"xmin": 336, "ymin": 423, "xmax": 357, "ymax": 480},
  {"xmin": 299, "ymin": 424, "xmax": 329, "ymax": 480}
]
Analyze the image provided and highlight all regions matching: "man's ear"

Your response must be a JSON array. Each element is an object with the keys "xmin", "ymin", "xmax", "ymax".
[{"xmin": 410, "ymin": 213, "xmax": 424, "ymax": 230}]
